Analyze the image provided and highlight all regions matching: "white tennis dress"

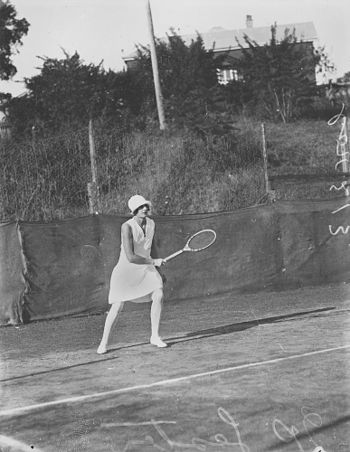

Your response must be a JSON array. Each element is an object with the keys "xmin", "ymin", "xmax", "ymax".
[{"xmin": 108, "ymin": 217, "xmax": 163, "ymax": 303}]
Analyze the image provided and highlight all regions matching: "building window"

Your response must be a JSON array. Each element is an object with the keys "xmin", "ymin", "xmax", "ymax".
[{"xmin": 216, "ymin": 68, "xmax": 239, "ymax": 85}]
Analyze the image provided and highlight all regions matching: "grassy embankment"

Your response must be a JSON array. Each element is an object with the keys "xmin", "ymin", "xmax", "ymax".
[{"xmin": 0, "ymin": 117, "xmax": 342, "ymax": 222}]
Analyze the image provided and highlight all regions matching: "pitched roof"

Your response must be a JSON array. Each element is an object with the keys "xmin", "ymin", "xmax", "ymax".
[
  {"xmin": 123, "ymin": 21, "xmax": 317, "ymax": 61},
  {"xmin": 184, "ymin": 22, "xmax": 317, "ymax": 51}
]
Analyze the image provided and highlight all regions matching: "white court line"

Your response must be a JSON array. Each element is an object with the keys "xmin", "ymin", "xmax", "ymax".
[
  {"xmin": 1, "ymin": 344, "xmax": 349, "ymax": 418},
  {"xmin": 101, "ymin": 421, "xmax": 176, "ymax": 427}
]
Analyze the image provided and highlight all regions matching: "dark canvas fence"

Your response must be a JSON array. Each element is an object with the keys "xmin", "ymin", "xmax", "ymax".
[
  {"xmin": 0, "ymin": 221, "xmax": 27, "ymax": 325},
  {"xmin": 1, "ymin": 200, "xmax": 349, "ymax": 326}
]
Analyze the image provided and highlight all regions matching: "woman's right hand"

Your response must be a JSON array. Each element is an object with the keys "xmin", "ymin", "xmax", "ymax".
[{"xmin": 153, "ymin": 258, "xmax": 165, "ymax": 267}]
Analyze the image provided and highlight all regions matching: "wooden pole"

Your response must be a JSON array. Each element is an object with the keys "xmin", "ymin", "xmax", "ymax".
[
  {"xmin": 146, "ymin": 0, "xmax": 166, "ymax": 130},
  {"xmin": 261, "ymin": 123, "xmax": 271, "ymax": 196},
  {"xmin": 89, "ymin": 119, "xmax": 97, "ymax": 184},
  {"xmin": 88, "ymin": 119, "xmax": 99, "ymax": 214}
]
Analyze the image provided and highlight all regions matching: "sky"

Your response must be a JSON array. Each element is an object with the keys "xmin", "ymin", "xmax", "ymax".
[{"xmin": 1, "ymin": 0, "xmax": 350, "ymax": 97}]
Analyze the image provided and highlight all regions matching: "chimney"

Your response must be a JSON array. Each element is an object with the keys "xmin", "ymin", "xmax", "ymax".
[{"xmin": 246, "ymin": 15, "xmax": 253, "ymax": 28}]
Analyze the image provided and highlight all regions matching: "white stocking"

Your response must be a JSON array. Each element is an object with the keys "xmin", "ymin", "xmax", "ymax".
[
  {"xmin": 150, "ymin": 289, "xmax": 163, "ymax": 339},
  {"xmin": 99, "ymin": 301, "xmax": 124, "ymax": 347}
]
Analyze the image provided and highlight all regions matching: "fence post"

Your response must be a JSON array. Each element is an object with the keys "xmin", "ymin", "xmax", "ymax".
[
  {"xmin": 261, "ymin": 123, "xmax": 274, "ymax": 201},
  {"xmin": 87, "ymin": 119, "xmax": 100, "ymax": 214}
]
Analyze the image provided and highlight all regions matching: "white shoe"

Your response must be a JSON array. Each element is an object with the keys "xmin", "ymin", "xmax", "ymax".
[
  {"xmin": 97, "ymin": 343, "xmax": 107, "ymax": 354},
  {"xmin": 150, "ymin": 336, "xmax": 168, "ymax": 348}
]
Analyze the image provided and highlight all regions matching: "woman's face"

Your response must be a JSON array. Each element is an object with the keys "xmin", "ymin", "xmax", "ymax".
[{"xmin": 135, "ymin": 204, "xmax": 150, "ymax": 219}]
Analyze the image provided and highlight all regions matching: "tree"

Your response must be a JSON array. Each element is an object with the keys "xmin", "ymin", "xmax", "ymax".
[
  {"xmin": 7, "ymin": 51, "xmax": 133, "ymax": 134},
  {"xmin": 131, "ymin": 32, "xmax": 231, "ymax": 132},
  {"xmin": 226, "ymin": 24, "xmax": 324, "ymax": 122},
  {"xmin": 0, "ymin": 0, "xmax": 29, "ymax": 80},
  {"xmin": 314, "ymin": 45, "xmax": 335, "ymax": 83},
  {"xmin": 131, "ymin": 32, "xmax": 238, "ymax": 171},
  {"xmin": 337, "ymin": 71, "xmax": 350, "ymax": 83}
]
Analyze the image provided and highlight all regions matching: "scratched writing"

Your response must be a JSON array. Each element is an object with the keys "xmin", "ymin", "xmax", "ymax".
[
  {"xmin": 106, "ymin": 407, "xmax": 250, "ymax": 452},
  {"xmin": 273, "ymin": 406, "xmax": 326, "ymax": 452},
  {"xmin": 329, "ymin": 181, "xmax": 349, "ymax": 195},
  {"xmin": 329, "ymin": 224, "xmax": 350, "ymax": 235},
  {"xmin": 104, "ymin": 406, "xmax": 330, "ymax": 452},
  {"xmin": 327, "ymin": 103, "xmax": 349, "ymax": 171},
  {"xmin": 328, "ymin": 104, "xmax": 350, "ymax": 235},
  {"xmin": 333, "ymin": 114, "xmax": 349, "ymax": 171}
]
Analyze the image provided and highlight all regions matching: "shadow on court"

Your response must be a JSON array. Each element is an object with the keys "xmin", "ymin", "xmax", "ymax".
[
  {"xmin": 164, "ymin": 306, "xmax": 336, "ymax": 346},
  {"xmin": 0, "ymin": 283, "xmax": 349, "ymax": 451},
  {"xmin": 0, "ymin": 305, "xmax": 337, "ymax": 382}
]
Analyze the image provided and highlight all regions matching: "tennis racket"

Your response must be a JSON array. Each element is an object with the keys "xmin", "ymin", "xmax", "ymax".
[{"xmin": 163, "ymin": 229, "xmax": 216, "ymax": 263}]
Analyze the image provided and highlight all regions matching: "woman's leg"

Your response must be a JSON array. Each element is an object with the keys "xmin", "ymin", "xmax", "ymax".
[
  {"xmin": 97, "ymin": 301, "xmax": 124, "ymax": 354},
  {"xmin": 150, "ymin": 288, "xmax": 167, "ymax": 348}
]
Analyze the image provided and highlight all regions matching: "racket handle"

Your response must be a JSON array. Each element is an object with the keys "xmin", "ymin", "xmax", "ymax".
[{"xmin": 163, "ymin": 249, "xmax": 184, "ymax": 263}]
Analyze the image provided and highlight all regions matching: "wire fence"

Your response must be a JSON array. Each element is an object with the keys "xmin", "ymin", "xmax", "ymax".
[{"xmin": 0, "ymin": 117, "xmax": 347, "ymax": 221}]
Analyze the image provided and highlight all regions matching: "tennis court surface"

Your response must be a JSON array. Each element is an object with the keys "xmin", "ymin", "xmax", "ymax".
[{"xmin": 1, "ymin": 282, "xmax": 349, "ymax": 452}]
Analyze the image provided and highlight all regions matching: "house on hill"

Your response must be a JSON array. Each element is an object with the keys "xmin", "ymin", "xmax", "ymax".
[{"xmin": 122, "ymin": 16, "xmax": 318, "ymax": 85}]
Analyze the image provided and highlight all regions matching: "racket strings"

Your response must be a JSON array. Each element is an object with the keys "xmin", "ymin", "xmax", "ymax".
[{"xmin": 187, "ymin": 230, "xmax": 216, "ymax": 251}]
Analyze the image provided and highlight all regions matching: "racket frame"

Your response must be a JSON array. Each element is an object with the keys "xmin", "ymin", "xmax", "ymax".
[{"xmin": 163, "ymin": 229, "xmax": 216, "ymax": 262}]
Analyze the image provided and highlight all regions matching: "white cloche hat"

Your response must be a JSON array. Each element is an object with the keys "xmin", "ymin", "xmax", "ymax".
[{"xmin": 128, "ymin": 195, "xmax": 151, "ymax": 213}]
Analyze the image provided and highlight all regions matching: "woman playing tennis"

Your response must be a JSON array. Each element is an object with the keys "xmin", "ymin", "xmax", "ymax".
[{"xmin": 97, "ymin": 195, "xmax": 167, "ymax": 354}]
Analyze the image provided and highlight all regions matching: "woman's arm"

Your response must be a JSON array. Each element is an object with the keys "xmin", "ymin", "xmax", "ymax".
[
  {"xmin": 150, "ymin": 225, "xmax": 165, "ymax": 267},
  {"xmin": 151, "ymin": 225, "xmax": 161, "ymax": 259}
]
